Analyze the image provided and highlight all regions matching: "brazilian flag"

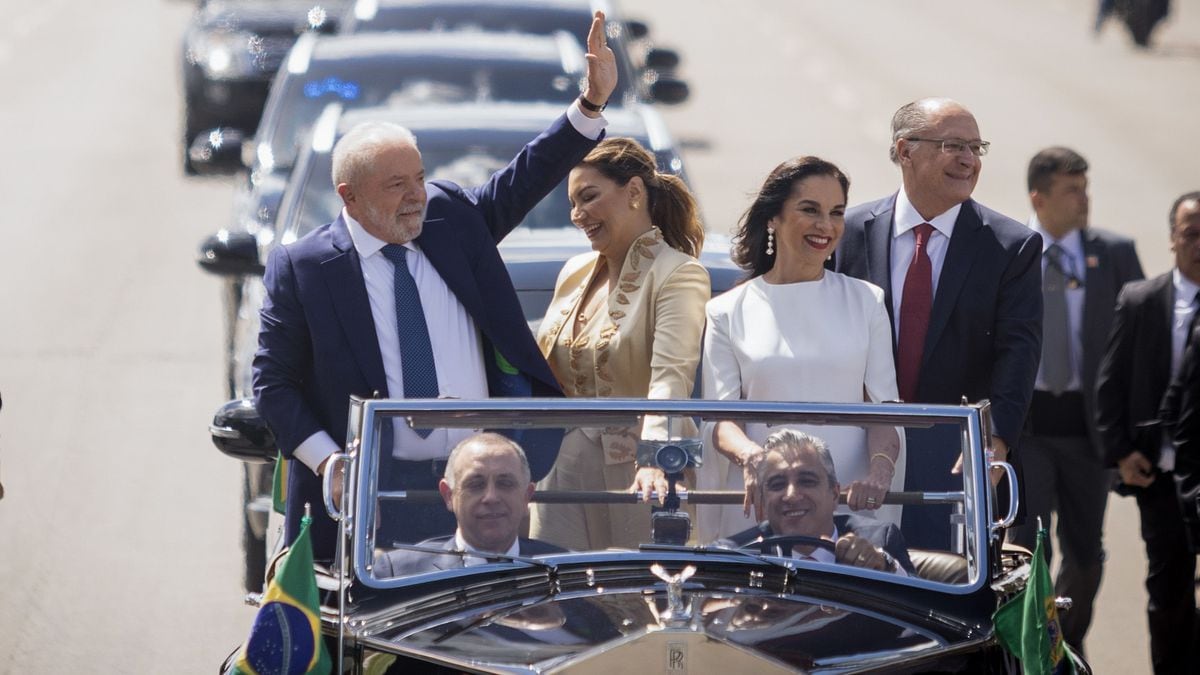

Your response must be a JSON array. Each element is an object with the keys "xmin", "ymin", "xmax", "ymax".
[
  {"xmin": 233, "ymin": 515, "xmax": 331, "ymax": 675},
  {"xmin": 993, "ymin": 528, "xmax": 1076, "ymax": 674}
]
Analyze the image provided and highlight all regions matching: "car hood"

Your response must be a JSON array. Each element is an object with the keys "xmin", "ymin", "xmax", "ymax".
[{"xmin": 361, "ymin": 586, "xmax": 948, "ymax": 673}]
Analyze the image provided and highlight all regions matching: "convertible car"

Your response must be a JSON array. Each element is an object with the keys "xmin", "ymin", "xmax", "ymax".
[{"xmin": 215, "ymin": 397, "xmax": 1091, "ymax": 673}]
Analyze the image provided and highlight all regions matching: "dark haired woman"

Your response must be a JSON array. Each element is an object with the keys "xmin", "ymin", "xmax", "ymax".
[
  {"xmin": 529, "ymin": 137, "xmax": 710, "ymax": 550},
  {"xmin": 696, "ymin": 157, "xmax": 902, "ymax": 542}
]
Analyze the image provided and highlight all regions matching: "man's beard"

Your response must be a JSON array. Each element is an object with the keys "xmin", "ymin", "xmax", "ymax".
[{"xmin": 365, "ymin": 201, "xmax": 426, "ymax": 243}]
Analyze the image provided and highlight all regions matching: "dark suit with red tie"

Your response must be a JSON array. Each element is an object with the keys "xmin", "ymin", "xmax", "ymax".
[{"xmin": 834, "ymin": 195, "xmax": 1043, "ymax": 550}]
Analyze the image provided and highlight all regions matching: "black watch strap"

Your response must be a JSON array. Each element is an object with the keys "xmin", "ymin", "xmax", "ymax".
[{"xmin": 578, "ymin": 94, "xmax": 607, "ymax": 112}]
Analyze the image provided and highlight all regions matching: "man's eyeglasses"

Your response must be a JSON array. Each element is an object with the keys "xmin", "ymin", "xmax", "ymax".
[{"xmin": 906, "ymin": 137, "xmax": 991, "ymax": 157}]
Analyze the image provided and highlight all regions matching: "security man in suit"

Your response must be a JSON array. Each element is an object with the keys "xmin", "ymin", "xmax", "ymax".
[
  {"xmin": 1095, "ymin": 191, "xmax": 1200, "ymax": 674},
  {"xmin": 832, "ymin": 98, "xmax": 1043, "ymax": 550},
  {"xmin": 1006, "ymin": 147, "xmax": 1144, "ymax": 656},
  {"xmin": 373, "ymin": 433, "xmax": 565, "ymax": 577},
  {"xmin": 719, "ymin": 428, "xmax": 915, "ymax": 575},
  {"xmin": 253, "ymin": 12, "xmax": 617, "ymax": 561}
]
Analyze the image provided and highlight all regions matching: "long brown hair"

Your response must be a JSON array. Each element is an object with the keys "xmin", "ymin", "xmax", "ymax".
[
  {"xmin": 578, "ymin": 137, "xmax": 704, "ymax": 257},
  {"xmin": 732, "ymin": 156, "xmax": 849, "ymax": 278}
]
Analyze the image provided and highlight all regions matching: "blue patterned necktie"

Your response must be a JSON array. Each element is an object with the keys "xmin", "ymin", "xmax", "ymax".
[{"xmin": 380, "ymin": 244, "xmax": 439, "ymax": 437}]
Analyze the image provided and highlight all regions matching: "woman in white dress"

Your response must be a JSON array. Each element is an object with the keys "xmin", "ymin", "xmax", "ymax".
[{"xmin": 697, "ymin": 157, "xmax": 902, "ymax": 542}]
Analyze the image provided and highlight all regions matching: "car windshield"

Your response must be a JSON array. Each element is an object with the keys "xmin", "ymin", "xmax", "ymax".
[
  {"xmin": 347, "ymin": 4, "xmax": 633, "ymax": 99},
  {"xmin": 260, "ymin": 59, "xmax": 580, "ymax": 168},
  {"xmin": 350, "ymin": 400, "xmax": 993, "ymax": 590}
]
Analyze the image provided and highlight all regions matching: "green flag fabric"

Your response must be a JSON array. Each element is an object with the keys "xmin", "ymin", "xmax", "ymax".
[
  {"xmin": 272, "ymin": 455, "xmax": 287, "ymax": 515},
  {"xmin": 232, "ymin": 514, "xmax": 331, "ymax": 675},
  {"xmin": 993, "ymin": 528, "xmax": 1072, "ymax": 675}
]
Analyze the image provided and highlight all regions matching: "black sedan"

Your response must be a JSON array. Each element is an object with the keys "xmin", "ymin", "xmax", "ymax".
[
  {"xmin": 339, "ymin": 0, "xmax": 690, "ymax": 107},
  {"xmin": 180, "ymin": 0, "xmax": 345, "ymax": 174}
]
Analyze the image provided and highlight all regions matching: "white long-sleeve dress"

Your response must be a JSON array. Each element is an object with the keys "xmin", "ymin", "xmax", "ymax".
[{"xmin": 696, "ymin": 271, "xmax": 904, "ymax": 542}]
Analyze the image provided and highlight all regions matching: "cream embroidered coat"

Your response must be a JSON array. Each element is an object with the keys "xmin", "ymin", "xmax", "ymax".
[{"xmin": 537, "ymin": 229, "xmax": 710, "ymax": 462}]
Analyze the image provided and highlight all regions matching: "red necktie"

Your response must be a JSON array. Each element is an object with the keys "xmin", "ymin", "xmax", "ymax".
[{"xmin": 897, "ymin": 223, "xmax": 934, "ymax": 402}]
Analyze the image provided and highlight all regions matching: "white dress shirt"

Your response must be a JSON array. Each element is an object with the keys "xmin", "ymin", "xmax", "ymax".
[
  {"xmin": 455, "ymin": 530, "xmax": 520, "ymax": 567},
  {"xmin": 1031, "ymin": 218, "xmax": 1086, "ymax": 393},
  {"xmin": 889, "ymin": 187, "xmax": 963, "ymax": 338},
  {"xmin": 293, "ymin": 102, "xmax": 607, "ymax": 473}
]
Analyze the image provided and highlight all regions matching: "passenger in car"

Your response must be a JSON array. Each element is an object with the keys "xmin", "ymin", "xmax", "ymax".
[
  {"xmin": 373, "ymin": 433, "xmax": 564, "ymax": 577},
  {"xmin": 697, "ymin": 157, "xmax": 902, "ymax": 543},
  {"xmin": 717, "ymin": 429, "xmax": 914, "ymax": 576},
  {"xmin": 529, "ymin": 137, "xmax": 710, "ymax": 550}
]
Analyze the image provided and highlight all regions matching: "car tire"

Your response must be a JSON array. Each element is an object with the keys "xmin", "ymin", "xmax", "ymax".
[{"xmin": 241, "ymin": 463, "xmax": 272, "ymax": 593}]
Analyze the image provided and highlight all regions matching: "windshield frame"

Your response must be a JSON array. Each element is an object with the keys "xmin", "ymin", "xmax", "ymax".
[{"xmin": 344, "ymin": 398, "xmax": 994, "ymax": 596}]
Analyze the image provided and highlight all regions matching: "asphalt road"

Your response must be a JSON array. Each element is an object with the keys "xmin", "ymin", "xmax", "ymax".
[{"xmin": 0, "ymin": 0, "xmax": 1196, "ymax": 672}]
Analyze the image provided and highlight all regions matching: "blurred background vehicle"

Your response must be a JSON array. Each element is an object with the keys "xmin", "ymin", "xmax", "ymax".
[
  {"xmin": 340, "ymin": 0, "xmax": 690, "ymax": 108},
  {"xmin": 180, "ymin": 0, "xmax": 347, "ymax": 174}
]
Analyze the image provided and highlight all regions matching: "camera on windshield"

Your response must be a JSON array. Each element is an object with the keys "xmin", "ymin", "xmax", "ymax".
[{"xmin": 639, "ymin": 439, "xmax": 702, "ymax": 546}]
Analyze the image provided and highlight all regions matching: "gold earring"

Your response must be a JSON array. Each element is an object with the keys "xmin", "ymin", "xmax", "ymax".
[{"xmin": 631, "ymin": 200, "xmax": 639, "ymax": 210}]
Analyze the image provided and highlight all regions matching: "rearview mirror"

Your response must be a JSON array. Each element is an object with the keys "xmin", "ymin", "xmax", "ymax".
[
  {"xmin": 210, "ymin": 399, "xmax": 276, "ymax": 463},
  {"xmin": 196, "ymin": 230, "xmax": 264, "ymax": 277},
  {"xmin": 187, "ymin": 127, "xmax": 248, "ymax": 175},
  {"xmin": 648, "ymin": 76, "xmax": 690, "ymax": 105},
  {"xmin": 644, "ymin": 47, "xmax": 680, "ymax": 70}
]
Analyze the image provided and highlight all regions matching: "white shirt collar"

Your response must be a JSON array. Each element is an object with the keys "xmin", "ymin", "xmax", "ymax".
[
  {"xmin": 786, "ymin": 525, "xmax": 837, "ymax": 564},
  {"xmin": 1173, "ymin": 268, "xmax": 1200, "ymax": 306},
  {"xmin": 893, "ymin": 186, "xmax": 962, "ymax": 240},
  {"xmin": 343, "ymin": 207, "xmax": 419, "ymax": 259},
  {"xmin": 454, "ymin": 530, "xmax": 521, "ymax": 561},
  {"xmin": 1029, "ymin": 216, "xmax": 1085, "ymax": 266}
]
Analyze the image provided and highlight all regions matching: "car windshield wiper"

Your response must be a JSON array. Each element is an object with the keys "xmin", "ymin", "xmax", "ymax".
[{"xmin": 386, "ymin": 542, "xmax": 560, "ymax": 573}]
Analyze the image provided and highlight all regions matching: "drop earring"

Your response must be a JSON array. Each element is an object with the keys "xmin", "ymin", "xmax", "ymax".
[{"xmin": 766, "ymin": 226, "xmax": 775, "ymax": 256}]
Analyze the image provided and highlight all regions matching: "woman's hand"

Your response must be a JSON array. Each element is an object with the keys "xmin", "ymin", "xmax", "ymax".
[
  {"xmin": 739, "ymin": 445, "xmax": 767, "ymax": 521},
  {"xmin": 844, "ymin": 473, "xmax": 889, "ymax": 512},
  {"xmin": 630, "ymin": 466, "xmax": 671, "ymax": 504}
]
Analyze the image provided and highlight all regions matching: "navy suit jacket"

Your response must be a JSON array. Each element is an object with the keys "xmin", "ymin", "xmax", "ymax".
[
  {"xmin": 717, "ymin": 514, "xmax": 916, "ymax": 575},
  {"xmin": 833, "ymin": 195, "xmax": 1043, "ymax": 448},
  {"xmin": 373, "ymin": 535, "xmax": 566, "ymax": 578},
  {"xmin": 253, "ymin": 111, "xmax": 599, "ymax": 559}
]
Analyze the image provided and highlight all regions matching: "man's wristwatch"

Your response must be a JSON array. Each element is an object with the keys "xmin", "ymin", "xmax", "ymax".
[{"xmin": 578, "ymin": 94, "xmax": 607, "ymax": 112}]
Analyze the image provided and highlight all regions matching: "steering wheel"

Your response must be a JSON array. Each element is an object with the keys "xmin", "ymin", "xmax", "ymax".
[{"xmin": 741, "ymin": 535, "xmax": 837, "ymax": 556}]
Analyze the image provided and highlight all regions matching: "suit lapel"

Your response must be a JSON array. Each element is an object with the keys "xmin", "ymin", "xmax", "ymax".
[
  {"xmin": 864, "ymin": 200, "xmax": 895, "ymax": 313},
  {"xmin": 1153, "ymin": 273, "xmax": 1175, "ymax": 384},
  {"xmin": 923, "ymin": 202, "xmax": 984, "ymax": 367},
  {"xmin": 322, "ymin": 216, "xmax": 388, "ymax": 395},
  {"xmin": 1081, "ymin": 231, "xmax": 1107, "ymax": 365},
  {"xmin": 416, "ymin": 216, "xmax": 488, "ymax": 332}
]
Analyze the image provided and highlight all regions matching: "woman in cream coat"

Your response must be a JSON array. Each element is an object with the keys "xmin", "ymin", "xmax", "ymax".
[{"xmin": 530, "ymin": 138, "xmax": 710, "ymax": 550}]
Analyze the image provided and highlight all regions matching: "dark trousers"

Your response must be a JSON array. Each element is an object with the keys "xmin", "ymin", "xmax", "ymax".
[
  {"xmin": 901, "ymin": 425, "xmax": 961, "ymax": 551},
  {"xmin": 1007, "ymin": 434, "xmax": 1109, "ymax": 654},
  {"xmin": 1134, "ymin": 472, "xmax": 1197, "ymax": 675}
]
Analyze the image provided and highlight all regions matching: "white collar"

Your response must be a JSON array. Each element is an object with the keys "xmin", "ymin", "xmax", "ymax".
[
  {"xmin": 454, "ymin": 530, "xmax": 521, "ymax": 559},
  {"xmin": 893, "ymin": 186, "xmax": 962, "ymax": 240},
  {"xmin": 1173, "ymin": 268, "xmax": 1200, "ymax": 305},
  {"xmin": 344, "ymin": 207, "xmax": 419, "ymax": 259}
]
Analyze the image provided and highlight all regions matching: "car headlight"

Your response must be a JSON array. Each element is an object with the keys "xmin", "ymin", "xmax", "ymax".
[{"xmin": 188, "ymin": 30, "xmax": 262, "ymax": 80}]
